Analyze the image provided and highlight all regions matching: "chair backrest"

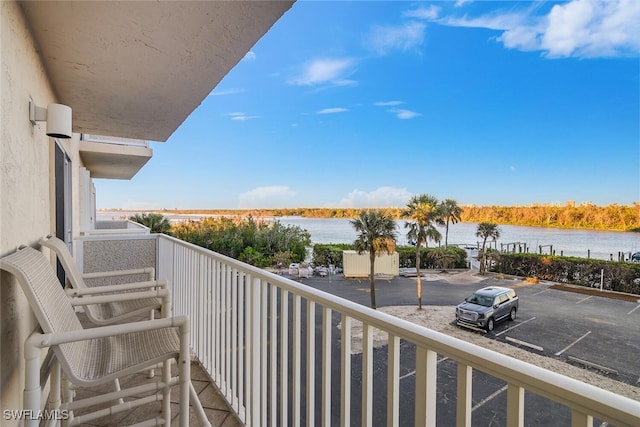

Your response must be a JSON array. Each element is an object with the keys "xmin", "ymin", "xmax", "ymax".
[
  {"xmin": 0, "ymin": 246, "xmax": 83, "ymax": 335},
  {"xmin": 39, "ymin": 235, "xmax": 87, "ymax": 290},
  {"xmin": 0, "ymin": 246, "xmax": 89, "ymax": 382}
]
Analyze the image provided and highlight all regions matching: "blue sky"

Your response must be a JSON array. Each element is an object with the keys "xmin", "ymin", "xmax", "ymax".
[{"xmin": 96, "ymin": 0, "xmax": 640, "ymax": 210}]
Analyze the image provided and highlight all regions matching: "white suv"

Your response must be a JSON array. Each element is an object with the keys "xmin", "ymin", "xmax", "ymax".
[{"xmin": 456, "ymin": 286, "xmax": 518, "ymax": 332}]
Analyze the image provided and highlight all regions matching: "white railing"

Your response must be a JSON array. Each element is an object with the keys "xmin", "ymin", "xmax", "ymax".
[{"xmin": 154, "ymin": 234, "xmax": 640, "ymax": 427}]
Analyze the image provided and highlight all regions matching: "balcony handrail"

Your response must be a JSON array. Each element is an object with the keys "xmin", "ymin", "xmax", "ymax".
[
  {"xmin": 77, "ymin": 232, "xmax": 640, "ymax": 426},
  {"xmin": 156, "ymin": 234, "xmax": 640, "ymax": 427}
]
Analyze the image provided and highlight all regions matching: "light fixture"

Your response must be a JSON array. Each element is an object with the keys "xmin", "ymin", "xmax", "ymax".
[{"xmin": 29, "ymin": 97, "xmax": 72, "ymax": 139}]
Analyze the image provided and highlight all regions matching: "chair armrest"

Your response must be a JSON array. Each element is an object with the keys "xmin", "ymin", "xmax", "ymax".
[
  {"xmin": 83, "ymin": 267, "xmax": 155, "ymax": 281},
  {"xmin": 65, "ymin": 280, "xmax": 168, "ymax": 297},
  {"xmin": 68, "ymin": 289, "xmax": 169, "ymax": 307},
  {"xmin": 30, "ymin": 316, "xmax": 189, "ymax": 348}
]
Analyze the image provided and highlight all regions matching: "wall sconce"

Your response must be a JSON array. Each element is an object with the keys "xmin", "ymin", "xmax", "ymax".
[{"xmin": 28, "ymin": 97, "xmax": 72, "ymax": 139}]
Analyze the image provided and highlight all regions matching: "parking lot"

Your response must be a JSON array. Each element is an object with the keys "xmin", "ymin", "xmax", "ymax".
[{"xmin": 293, "ymin": 270, "xmax": 640, "ymax": 426}]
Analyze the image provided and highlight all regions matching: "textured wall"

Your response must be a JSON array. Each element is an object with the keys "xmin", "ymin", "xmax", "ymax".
[
  {"xmin": 0, "ymin": 1, "xmax": 59, "ymax": 420},
  {"xmin": 82, "ymin": 238, "xmax": 157, "ymax": 286}
]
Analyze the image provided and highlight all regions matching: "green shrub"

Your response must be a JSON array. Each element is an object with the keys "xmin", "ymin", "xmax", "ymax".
[{"xmin": 491, "ymin": 253, "xmax": 640, "ymax": 295}]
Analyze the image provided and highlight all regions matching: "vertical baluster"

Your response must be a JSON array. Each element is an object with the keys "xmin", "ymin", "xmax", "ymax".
[
  {"xmin": 238, "ymin": 272, "xmax": 245, "ymax": 420},
  {"xmin": 507, "ymin": 384, "xmax": 524, "ymax": 427},
  {"xmin": 225, "ymin": 263, "xmax": 232, "ymax": 394},
  {"xmin": 269, "ymin": 285, "xmax": 278, "ymax": 427},
  {"xmin": 340, "ymin": 314, "xmax": 351, "ymax": 427},
  {"xmin": 306, "ymin": 300, "xmax": 316, "ymax": 427},
  {"xmin": 570, "ymin": 410, "xmax": 593, "ymax": 427},
  {"xmin": 321, "ymin": 307, "xmax": 332, "ymax": 427},
  {"xmin": 280, "ymin": 290, "xmax": 289, "ymax": 427},
  {"xmin": 387, "ymin": 333, "xmax": 400, "ymax": 427},
  {"xmin": 231, "ymin": 267, "xmax": 238, "ymax": 412},
  {"xmin": 361, "ymin": 323, "xmax": 373, "ymax": 427},
  {"xmin": 260, "ymin": 280, "xmax": 268, "ymax": 424},
  {"xmin": 455, "ymin": 363, "xmax": 472, "ymax": 427},
  {"xmin": 414, "ymin": 346, "xmax": 437, "ymax": 427},
  {"xmin": 292, "ymin": 294, "xmax": 302, "ymax": 427},
  {"xmin": 248, "ymin": 276, "xmax": 261, "ymax": 426}
]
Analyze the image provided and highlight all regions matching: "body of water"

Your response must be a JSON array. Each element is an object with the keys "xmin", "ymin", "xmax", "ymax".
[
  {"xmin": 98, "ymin": 212, "xmax": 639, "ymax": 261},
  {"xmin": 275, "ymin": 216, "xmax": 639, "ymax": 261}
]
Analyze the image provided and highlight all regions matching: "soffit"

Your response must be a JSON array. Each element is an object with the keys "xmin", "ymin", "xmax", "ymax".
[{"xmin": 20, "ymin": 1, "xmax": 295, "ymax": 142}]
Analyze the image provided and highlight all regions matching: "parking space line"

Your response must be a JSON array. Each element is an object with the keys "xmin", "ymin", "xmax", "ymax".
[
  {"xmin": 555, "ymin": 331, "xmax": 591, "ymax": 356},
  {"xmin": 399, "ymin": 356, "xmax": 449, "ymax": 381},
  {"xmin": 576, "ymin": 295, "xmax": 593, "ymax": 304},
  {"xmin": 505, "ymin": 336, "xmax": 544, "ymax": 352},
  {"xmin": 532, "ymin": 289, "xmax": 550, "ymax": 296},
  {"xmin": 627, "ymin": 304, "xmax": 640, "ymax": 315},
  {"xmin": 472, "ymin": 385, "xmax": 507, "ymax": 411},
  {"xmin": 494, "ymin": 317, "xmax": 536, "ymax": 337}
]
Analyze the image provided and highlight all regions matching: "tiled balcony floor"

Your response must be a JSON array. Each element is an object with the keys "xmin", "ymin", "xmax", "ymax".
[{"xmin": 70, "ymin": 313, "xmax": 242, "ymax": 426}]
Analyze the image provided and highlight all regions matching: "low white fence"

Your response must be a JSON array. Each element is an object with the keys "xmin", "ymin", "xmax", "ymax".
[{"xmin": 152, "ymin": 234, "xmax": 640, "ymax": 427}]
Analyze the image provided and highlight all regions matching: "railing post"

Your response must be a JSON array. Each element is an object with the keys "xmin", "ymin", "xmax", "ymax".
[
  {"xmin": 507, "ymin": 384, "xmax": 524, "ymax": 427},
  {"xmin": 307, "ymin": 300, "xmax": 316, "ymax": 427},
  {"xmin": 340, "ymin": 314, "xmax": 351, "ymax": 427},
  {"xmin": 456, "ymin": 363, "xmax": 472, "ymax": 427},
  {"xmin": 269, "ymin": 284, "xmax": 278, "ymax": 427},
  {"xmin": 361, "ymin": 323, "xmax": 373, "ymax": 427},
  {"xmin": 280, "ymin": 290, "xmax": 289, "ymax": 426},
  {"xmin": 387, "ymin": 333, "xmax": 400, "ymax": 427},
  {"xmin": 292, "ymin": 294, "xmax": 302, "ymax": 427},
  {"xmin": 571, "ymin": 410, "xmax": 593, "ymax": 427},
  {"xmin": 321, "ymin": 307, "xmax": 332, "ymax": 427},
  {"xmin": 414, "ymin": 346, "xmax": 437, "ymax": 427}
]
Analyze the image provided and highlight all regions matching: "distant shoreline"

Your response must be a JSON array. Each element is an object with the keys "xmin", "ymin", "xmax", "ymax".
[{"xmin": 98, "ymin": 204, "xmax": 640, "ymax": 233}]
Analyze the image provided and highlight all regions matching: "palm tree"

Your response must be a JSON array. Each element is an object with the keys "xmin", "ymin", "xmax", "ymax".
[
  {"xmin": 351, "ymin": 210, "xmax": 397, "ymax": 309},
  {"xmin": 401, "ymin": 194, "xmax": 440, "ymax": 309},
  {"xmin": 475, "ymin": 222, "xmax": 501, "ymax": 274},
  {"xmin": 439, "ymin": 199, "xmax": 462, "ymax": 247},
  {"xmin": 130, "ymin": 213, "xmax": 172, "ymax": 234}
]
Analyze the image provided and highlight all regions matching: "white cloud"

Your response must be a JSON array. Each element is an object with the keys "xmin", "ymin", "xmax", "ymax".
[
  {"xmin": 403, "ymin": 6, "xmax": 441, "ymax": 20},
  {"xmin": 389, "ymin": 108, "xmax": 421, "ymax": 119},
  {"xmin": 418, "ymin": 0, "xmax": 640, "ymax": 58},
  {"xmin": 317, "ymin": 107, "xmax": 348, "ymax": 114},
  {"xmin": 210, "ymin": 88, "xmax": 244, "ymax": 97},
  {"xmin": 227, "ymin": 112, "xmax": 259, "ymax": 121},
  {"xmin": 367, "ymin": 21, "xmax": 426, "ymax": 55},
  {"xmin": 237, "ymin": 186, "xmax": 297, "ymax": 209},
  {"xmin": 288, "ymin": 58, "xmax": 357, "ymax": 86},
  {"xmin": 455, "ymin": 0, "xmax": 473, "ymax": 8},
  {"xmin": 335, "ymin": 186, "xmax": 413, "ymax": 208},
  {"xmin": 374, "ymin": 101, "xmax": 404, "ymax": 107},
  {"xmin": 541, "ymin": 0, "xmax": 640, "ymax": 57},
  {"xmin": 243, "ymin": 51, "xmax": 256, "ymax": 61}
]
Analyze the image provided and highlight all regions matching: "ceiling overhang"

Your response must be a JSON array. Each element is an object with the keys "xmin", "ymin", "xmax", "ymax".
[{"xmin": 20, "ymin": 1, "xmax": 295, "ymax": 142}]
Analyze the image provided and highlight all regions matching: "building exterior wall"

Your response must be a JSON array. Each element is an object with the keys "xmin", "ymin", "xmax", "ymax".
[{"xmin": 0, "ymin": 1, "xmax": 67, "ymax": 421}]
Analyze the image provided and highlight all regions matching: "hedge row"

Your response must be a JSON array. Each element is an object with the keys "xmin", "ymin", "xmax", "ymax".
[
  {"xmin": 311, "ymin": 244, "xmax": 468, "ymax": 270},
  {"xmin": 489, "ymin": 253, "xmax": 640, "ymax": 295}
]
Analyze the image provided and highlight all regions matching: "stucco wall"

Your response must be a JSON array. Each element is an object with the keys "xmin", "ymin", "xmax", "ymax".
[
  {"xmin": 82, "ymin": 238, "xmax": 157, "ymax": 286},
  {"xmin": 0, "ymin": 1, "xmax": 61, "ymax": 421}
]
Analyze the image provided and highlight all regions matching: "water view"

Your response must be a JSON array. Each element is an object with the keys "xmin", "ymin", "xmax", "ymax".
[
  {"xmin": 99, "ymin": 212, "xmax": 639, "ymax": 261},
  {"xmin": 275, "ymin": 216, "xmax": 639, "ymax": 261}
]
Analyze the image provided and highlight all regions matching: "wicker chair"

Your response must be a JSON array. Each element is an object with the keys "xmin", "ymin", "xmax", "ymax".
[
  {"xmin": 40, "ymin": 235, "xmax": 170, "ymax": 325},
  {"xmin": 0, "ymin": 246, "xmax": 210, "ymax": 427}
]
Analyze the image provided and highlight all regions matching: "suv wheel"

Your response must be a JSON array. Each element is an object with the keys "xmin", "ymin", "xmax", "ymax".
[
  {"xmin": 486, "ymin": 317, "xmax": 495, "ymax": 332},
  {"xmin": 509, "ymin": 307, "xmax": 517, "ymax": 321}
]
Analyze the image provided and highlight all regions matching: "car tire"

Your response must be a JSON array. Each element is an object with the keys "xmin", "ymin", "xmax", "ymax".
[
  {"xmin": 509, "ymin": 307, "xmax": 517, "ymax": 321},
  {"xmin": 486, "ymin": 317, "xmax": 495, "ymax": 332}
]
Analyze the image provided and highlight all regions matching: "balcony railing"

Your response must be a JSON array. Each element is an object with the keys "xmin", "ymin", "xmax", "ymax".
[{"xmin": 76, "ymin": 233, "xmax": 640, "ymax": 427}]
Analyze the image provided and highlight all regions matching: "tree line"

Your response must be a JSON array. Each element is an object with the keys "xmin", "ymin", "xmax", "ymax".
[{"xmin": 127, "ymin": 202, "xmax": 640, "ymax": 232}]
